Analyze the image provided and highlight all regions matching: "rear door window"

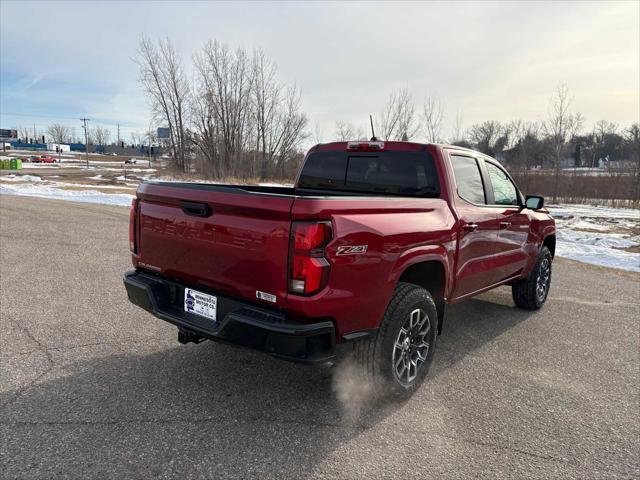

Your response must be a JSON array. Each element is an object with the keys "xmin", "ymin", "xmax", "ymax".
[
  {"xmin": 296, "ymin": 151, "xmax": 346, "ymax": 189},
  {"xmin": 450, "ymin": 155, "xmax": 486, "ymax": 204}
]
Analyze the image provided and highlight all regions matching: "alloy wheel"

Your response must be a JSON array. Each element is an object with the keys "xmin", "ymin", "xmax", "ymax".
[
  {"xmin": 392, "ymin": 308, "xmax": 431, "ymax": 385},
  {"xmin": 536, "ymin": 257, "xmax": 551, "ymax": 302}
]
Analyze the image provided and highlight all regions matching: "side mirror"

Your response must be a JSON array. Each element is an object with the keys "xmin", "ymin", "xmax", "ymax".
[{"xmin": 525, "ymin": 195, "xmax": 544, "ymax": 210}]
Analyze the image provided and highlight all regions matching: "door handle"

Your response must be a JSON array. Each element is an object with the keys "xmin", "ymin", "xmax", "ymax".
[
  {"xmin": 463, "ymin": 223, "xmax": 478, "ymax": 232},
  {"xmin": 180, "ymin": 201, "xmax": 212, "ymax": 217},
  {"xmin": 500, "ymin": 221, "xmax": 511, "ymax": 229}
]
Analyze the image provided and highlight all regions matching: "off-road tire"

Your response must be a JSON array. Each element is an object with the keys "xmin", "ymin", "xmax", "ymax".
[
  {"xmin": 353, "ymin": 282, "xmax": 438, "ymax": 399},
  {"xmin": 512, "ymin": 246, "xmax": 552, "ymax": 310}
]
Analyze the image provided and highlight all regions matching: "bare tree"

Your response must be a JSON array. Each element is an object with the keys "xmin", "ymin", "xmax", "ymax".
[
  {"xmin": 469, "ymin": 121, "xmax": 508, "ymax": 156},
  {"xmin": 192, "ymin": 42, "xmax": 308, "ymax": 180},
  {"xmin": 46, "ymin": 123, "xmax": 71, "ymax": 144},
  {"xmin": 334, "ymin": 121, "xmax": 365, "ymax": 141},
  {"xmin": 273, "ymin": 85, "xmax": 309, "ymax": 177},
  {"xmin": 312, "ymin": 121, "xmax": 324, "ymax": 144},
  {"xmin": 450, "ymin": 110, "xmax": 465, "ymax": 144},
  {"xmin": 16, "ymin": 126, "xmax": 32, "ymax": 142},
  {"xmin": 137, "ymin": 35, "xmax": 190, "ymax": 172},
  {"xmin": 334, "ymin": 121, "xmax": 353, "ymax": 141},
  {"xmin": 249, "ymin": 48, "xmax": 308, "ymax": 179},
  {"xmin": 544, "ymin": 84, "xmax": 583, "ymax": 203},
  {"xmin": 92, "ymin": 125, "xmax": 111, "ymax": 146},
  {"xmin": 594, "ymin": 120, "xmax": 617, "ymax": 139},
  {"xmin": 192, "ymin": 40, "xmax": 253, "ymax": 177},
  {"xmin": 378, "ymin": 86, "xmax": 418, "ymax": 140},
  {"xmin": 422, "ymin": 97, "xmax": 444, "ymax": 143},
  {"xmin": 509, "ymin": 120, "xmax": 543, "ymax": 191}
]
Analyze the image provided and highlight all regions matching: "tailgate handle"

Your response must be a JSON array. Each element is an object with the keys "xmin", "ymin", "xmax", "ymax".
[{"xmin": 180, "ymin": 201, "xmax": 211, "ymax": 217}]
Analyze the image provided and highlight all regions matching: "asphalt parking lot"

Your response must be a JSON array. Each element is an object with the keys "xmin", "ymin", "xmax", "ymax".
[{"xmin": 1, "ymin": 195, "xmax": 639, "ymax": 479}]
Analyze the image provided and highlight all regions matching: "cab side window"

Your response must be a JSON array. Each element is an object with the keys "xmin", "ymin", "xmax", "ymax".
[
  {"xmin": 451, "ymin": 155, "xmax": 486, "ymax": 204},
  {"xmin": 485, "ymin": 162, "xmax": 518, "ymax": 206}
]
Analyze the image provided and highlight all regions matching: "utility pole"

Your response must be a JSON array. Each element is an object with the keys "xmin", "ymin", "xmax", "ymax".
[
  {"xmin": 117, "ymin": 122, "xmax": 120, "ymax": 146},
  {"xmin": 148, "ymin": 124, "xmax": 152, "ymax": 167},
  {"xmin": 80, "ymin": 118, "xmax": 90, "ymax": 167},
  {"xmin": 33, "ymin": 123, "xmax": 36, "ymax": 144}
]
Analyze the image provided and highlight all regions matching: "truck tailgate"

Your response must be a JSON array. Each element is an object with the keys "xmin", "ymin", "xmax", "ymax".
[{"xmin": 134, "ymin": 183, "xmax": 294, "ymax": 308}]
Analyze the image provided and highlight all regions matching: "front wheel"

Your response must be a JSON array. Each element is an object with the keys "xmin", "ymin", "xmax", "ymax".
[
  {"xmin": 512, "ymin": 246, "xmax": 552, "ymax": 310},
  {"xmin": 353, "ymin": 282, "xmax": 438, "ymax": 399}
]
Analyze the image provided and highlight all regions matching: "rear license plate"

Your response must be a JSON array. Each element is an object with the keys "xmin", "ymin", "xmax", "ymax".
[{"xmin": 184, "ymin": 288, "xmax": 217, "ymax": 322}]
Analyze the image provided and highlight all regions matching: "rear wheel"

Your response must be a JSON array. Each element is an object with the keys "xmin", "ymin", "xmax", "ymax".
[
  {"xmin": 512, "ymin": 246, "xmax": 552, "ymax": 310},
  {"xmin": 353, "ymin": 282, "xmax": 438, "ymax": 399}
]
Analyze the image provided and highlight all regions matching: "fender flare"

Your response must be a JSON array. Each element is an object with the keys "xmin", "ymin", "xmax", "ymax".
[
  {"xmin": 387, "ymin": 245, "xmax": 453, "ymax": 334},
  {"xmin": 389, "ymin": 244, "xmax": 452, "ymax": 295}
]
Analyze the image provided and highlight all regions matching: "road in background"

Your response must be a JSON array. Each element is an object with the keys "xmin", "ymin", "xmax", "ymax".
[{"xmin": 1, "ymin": 195, "xmax": 638, "ymax": 479}]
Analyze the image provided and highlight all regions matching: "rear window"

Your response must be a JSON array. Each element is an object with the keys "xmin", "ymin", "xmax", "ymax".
[{"xmin": 298, "ymin": 151, "xmax": 440, "ymax": 197}]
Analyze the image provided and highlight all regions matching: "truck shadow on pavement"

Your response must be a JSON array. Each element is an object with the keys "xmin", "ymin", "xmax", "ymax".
[{"xmin": 1, "ymin": 290, "xmax": 535, "ymax": 477}]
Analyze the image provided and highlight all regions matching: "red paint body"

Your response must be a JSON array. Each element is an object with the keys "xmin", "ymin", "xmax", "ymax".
[{"xmin": 131, "ymin": 143, "xmax": 555, "ymax": 340}]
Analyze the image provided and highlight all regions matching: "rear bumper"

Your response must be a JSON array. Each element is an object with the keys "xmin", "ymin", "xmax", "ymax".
[{"xmin": 123, "ymin": 270, "xmax": 338, "ymax": 363}]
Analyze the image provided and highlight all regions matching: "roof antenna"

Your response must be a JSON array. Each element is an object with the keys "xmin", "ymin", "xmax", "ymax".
[{"xmin": 369, "ymin": 114, "xmax": 378, "ymax": 141}]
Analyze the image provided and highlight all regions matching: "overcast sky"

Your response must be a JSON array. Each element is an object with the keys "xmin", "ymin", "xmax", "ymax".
[{"xmin": 1, "ymin": 0, "xmax": 638, "ymax": 144}]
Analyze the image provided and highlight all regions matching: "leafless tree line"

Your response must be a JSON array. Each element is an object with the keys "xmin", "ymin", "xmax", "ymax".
[
  {"xmin": 44, "ymin": 123, "xmax": 111, "ymax": 146},
  {"xmin": 136, "ymin": 36, "xmax": 308, "ymax": 180},
  {"xmin": 332, "ymin": 89, "xmax": 445, "ymax": 144},
  {"xmin": 332, "ymin": 84, "xmax": 638, "ymax": 203}
]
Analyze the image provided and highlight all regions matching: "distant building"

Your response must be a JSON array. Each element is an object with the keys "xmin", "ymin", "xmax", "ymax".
[
  {"xmin": 47, "ymin": 143, "xmax": 71, "ymax": 152},
  {"xmin": 0, "ymin": 129, "xmax": 18, "ymax": 139}
]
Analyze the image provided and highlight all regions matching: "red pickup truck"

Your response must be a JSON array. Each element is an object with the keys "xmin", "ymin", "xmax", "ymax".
[{"xmin": 124, "ymin": 141, "xmax": 555, "ymax": 397}]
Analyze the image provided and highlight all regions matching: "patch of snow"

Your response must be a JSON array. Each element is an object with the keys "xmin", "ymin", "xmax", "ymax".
[
  {"xmin": 0, "ymin": 182, "xmax": 133, "ymax": 206},
  {"xmin": 18, "ymin": 163, "xmax": 61, "ymax": 168},
  {"xmin": 258, "ymin": 182, "xmax": 292, "ymax": 187},
  {"xmin": 566, "ymin": 219, "xmax": 611, "ymax": 232},
  {"xmin": 53, "ymin": 182, "xmax": 136, "ymax": 190},
  {"xmin": 548, "ymin": 204, "xmax": 640, "ymax": 272},
  {"xmin": 556, "ymin": 230, "xmax": 639, "ymax": 272},
  {"xmin": 86, "ymin": 174, "xmax": 105, "ymax": 180},
  {"xmin": 87, "ymin": 160, "xmax": 127, "ymax": 165},
  {"xmin": 549, "ymin": 204, "xmax": 639, "ymax": 221},
  {"xmin": 0, "ymin": 174, "xmax": 43, "ymax": 182}
]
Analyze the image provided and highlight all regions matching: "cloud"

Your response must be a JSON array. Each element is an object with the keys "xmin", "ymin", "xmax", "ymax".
[{"xmin": 1, "ymin": 1, "xmax": 638, "ymax": 141}]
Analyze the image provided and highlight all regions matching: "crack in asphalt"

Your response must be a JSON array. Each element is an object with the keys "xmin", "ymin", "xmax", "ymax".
[
  {"xmin": 0, "ymin": 416, "xmax": 572, "ymax": 467},
  {"xmin": 5, "ymin": 318, "xmax": 55, "ymax": 366},
  {"xmin": 0, "ymin": 367, "xmax": 55, "ymax": 410},
  {"xmin": 0, "ymin": 319, "xmax": 58, "ymax": 409},
  {"xmin": 1, "ymin": 340, "xmax": 166, "ymax": 357},
  {"xmin": 551, "ymin": 296, "xmax": 640, "ymax": 307}
]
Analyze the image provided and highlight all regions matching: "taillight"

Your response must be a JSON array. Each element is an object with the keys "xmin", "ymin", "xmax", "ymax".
[
  {"xmin": 129, "ymin": 198, "xmax": 139, "ymax": 253},
  {"xmin": 289, "ymin": 221, "xmax": 332, "ymax": 295}
]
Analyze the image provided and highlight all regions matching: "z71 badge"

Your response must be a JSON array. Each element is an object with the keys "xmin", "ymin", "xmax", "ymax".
[{"xmin": 336, "ymin": 245, "xmax": 368, "ymax": 256}]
